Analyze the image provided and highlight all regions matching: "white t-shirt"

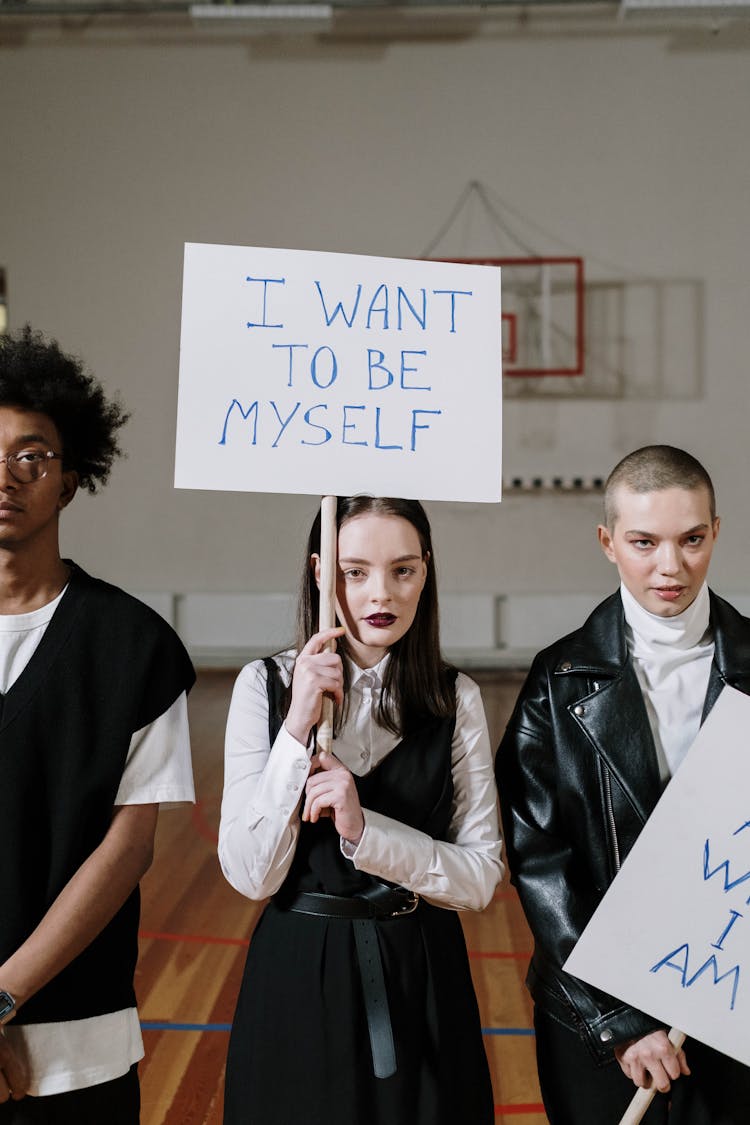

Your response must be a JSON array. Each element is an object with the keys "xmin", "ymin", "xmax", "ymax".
[{"xmin": 0, "ymin": 592, "xmax": 194, "ymax": 1095}]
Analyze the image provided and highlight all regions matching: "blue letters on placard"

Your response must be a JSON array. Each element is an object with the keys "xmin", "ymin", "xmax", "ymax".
[
  {"xmin": 410, "ymin": 410, "xmax": 442, "ymax": 452},
  {"xmin": 314, "ymin": 281, "xmax": 362, "ymax": 328},
  {"xmin": 272, "ymin": 343, "xmax": 308, "ymax": 387},
  {"xmin": 397, "ymin": 287, "xmax": 427, "ymax": 330},
  {"xmin": 703, "ymin": 837, "xmax": 750, "ymax": 894},
  {"xmin": 650, "ymin": 946, "xmax": 741, "ymax": 1012},
  {"xmin": 218, "ymin": 400, "xmax": 445, "ymax": 453},
  {"xmin": 245, "ymin": 277, "xmax": 285, "ymax": 329},
  {"xmin": 374, "ymin": 407, "xmax": 402, "ymax": 451},
  {"xmin": 367, "ymin": 349, "xmax": 430, "ymax": 392},
  {"xmin": 219, "ymin": 273, "xmax": 475, "ymax": 454},
  {"xmin": 711, "ymin": 910, "xmax": 743, "ymax": 951},
  {"xmin": 649, "ymin": 819, "xmax": 750, "ymax": 1013},
  {"xmin": 301, "ymin": 405, "xmax": 332, "ymax": 446},
  {"xmin": 269, "ymin": 402, "xmax": 300, "ymax": 448},
  {"xmin": 342, "ymin": 405, "xmax": 367, "ymax": 447},
  {"xmin": 401, "ymin": 350, "xmax": 429, "ymax": 391},
  {"xmin": 219, "ymin": 399, "xmax": 260, "ymax": 445},
  {"xmin": 432, "ymin": 288, "xmax": 473, "ymax": 334},
  {"xmin": 313, "ymin": 282, "xmax": 472, "ymax": 334},
  {"xmin": 366, "ymin": 284, "xmax": 390, "ymax": 330},
  {"xmin": 310, "ymin": 347, "xmax": 338, "ymax": 389},
  {"xmin": 367, "ymin": 350, "xmax": 394, "ymax": 391}
]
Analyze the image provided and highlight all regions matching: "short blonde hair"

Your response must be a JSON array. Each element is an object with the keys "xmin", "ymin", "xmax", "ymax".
[{"xmin": 604, "ymin": 445, "xmax": 715, "ymax": 529}]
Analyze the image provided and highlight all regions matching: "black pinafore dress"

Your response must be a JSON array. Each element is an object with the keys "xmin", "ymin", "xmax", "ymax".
[{"xmin": 223, "ymin": 662, "xmax": 494, "ymax": 1125}]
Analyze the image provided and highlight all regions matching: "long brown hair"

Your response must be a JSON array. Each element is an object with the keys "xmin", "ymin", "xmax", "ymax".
[{"xmin": 290, "ymin": 496, "xmax": 456, "ymax": 735}]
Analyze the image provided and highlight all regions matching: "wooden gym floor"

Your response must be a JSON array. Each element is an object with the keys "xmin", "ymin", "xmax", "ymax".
[{"xmin": 137, "ymin": 667, "xmax": 548, "ymax": 1124}]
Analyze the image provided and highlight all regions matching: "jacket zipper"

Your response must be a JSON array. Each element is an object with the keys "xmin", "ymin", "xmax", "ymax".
[{"xmin": 602, "ymin": 768, "xmax": 621, "ymax": 874}]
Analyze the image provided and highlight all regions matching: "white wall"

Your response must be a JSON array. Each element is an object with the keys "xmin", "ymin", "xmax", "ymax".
[{"xmin": 1, "ymin": 16, "xmax": 748, "ymax": 627}]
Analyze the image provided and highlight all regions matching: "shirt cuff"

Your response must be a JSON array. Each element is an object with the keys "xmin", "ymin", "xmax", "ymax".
[
  {"xmin": 339, "ymin": 815, "xmax": 367, "ymax": 860},
  {"xmin": 248, "ymin": 724, "xmax": 313, "ymax": 819}
]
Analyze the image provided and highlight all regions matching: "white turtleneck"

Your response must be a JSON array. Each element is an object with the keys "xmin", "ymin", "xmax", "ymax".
[{"xmin": 621, "ymin": 581, "xmax": 715, "ymax": 782}]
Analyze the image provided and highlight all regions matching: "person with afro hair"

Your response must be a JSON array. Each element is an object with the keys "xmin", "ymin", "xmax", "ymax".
[
  {"xmin": 0, "ymin": 326, "xmax": 129, "ymax": 493},
  {"xmin": 0, "ymin": 327, "xmax": 195, "ymax": 1124}
]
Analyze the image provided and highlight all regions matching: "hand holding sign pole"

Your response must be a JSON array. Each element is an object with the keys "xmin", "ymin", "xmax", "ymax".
[
  {"xmin": 316, "ymin": 494, "xmax": 338, "ymax": 754},
  {"xmin": 618, "ymin": 1029, "xmax": 686, "ymax": 1125}
]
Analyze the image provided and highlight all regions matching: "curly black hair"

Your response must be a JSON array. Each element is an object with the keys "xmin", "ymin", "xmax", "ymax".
[{"xmin": 0, "ymin": 326, "xmax": 130, "ymax": 493}]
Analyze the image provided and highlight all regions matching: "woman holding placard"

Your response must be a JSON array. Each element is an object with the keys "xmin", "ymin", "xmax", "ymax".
[{"xmin": 219, "ymin": 495, "xmax": 503, "ymax": 1124}]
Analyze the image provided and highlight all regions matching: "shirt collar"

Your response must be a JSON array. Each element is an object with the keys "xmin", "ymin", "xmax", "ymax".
[{"xmin": 347, "ymin": 651, "xmax": 391, "ymax": 689}]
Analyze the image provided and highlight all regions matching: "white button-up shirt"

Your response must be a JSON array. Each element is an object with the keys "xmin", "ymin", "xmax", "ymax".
[{"xmin": 219, "ymin": 653, "xmax": 503, "ymax": 912}]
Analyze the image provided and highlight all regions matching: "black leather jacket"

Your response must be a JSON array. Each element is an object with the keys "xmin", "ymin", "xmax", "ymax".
[{"xmin": 496, "ymin": 589, "xmax": 750, "ymax": 1065}]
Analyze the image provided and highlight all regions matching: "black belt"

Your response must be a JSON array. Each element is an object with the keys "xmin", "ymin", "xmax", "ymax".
[
  {"xmin": 280, "ymin": 886, "xmax": 419, "ymax": 1079},
  {"xmin": 284, "ymin": 886, "xmax": 419, "ymax": 920}
]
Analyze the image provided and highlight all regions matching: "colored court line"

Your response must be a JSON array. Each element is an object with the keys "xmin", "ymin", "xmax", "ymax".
[
  {"xmin": 141, "ymin": 1022, "xmax": 543, "ymax": 1116},
  {"xmin": 494, "ymin": 1105, "xmax": 546, "ymax": 1116},
  {"xmin": 141, "ymin": 1020, "xmax": 533, "ymax": 1038},
  {"xmin": 141, "ymin": 1022, "xmax": 544, "ymax": 1119},
  {"xmin": 139, "ymin": 928, "xmax": 530, "ymax": 959},
  {"xmin": 140, "ymin": 928, "xmax": 250, "ymax": 947},
  {"xmin": 469, "ymin": 950, "xmax": 531, "ymax": 960},
  {"xmin": 191, "ymin": 799, "xmax": 219, "ymax": 845}
]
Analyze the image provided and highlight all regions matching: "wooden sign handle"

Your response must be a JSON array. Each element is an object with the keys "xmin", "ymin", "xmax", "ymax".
[
  {"xmin": 617, "ymin": 1029, "xmax": 686, "ymax": 1125},
  {"xmin": 316, "ymin": 494, "xmax": 337, "ymax": 754}
]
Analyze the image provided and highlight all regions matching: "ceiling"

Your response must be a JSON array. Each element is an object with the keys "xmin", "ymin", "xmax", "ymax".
[{"xmin": 0, "ymin": 0, "xmax": 747, "ymax": 37}]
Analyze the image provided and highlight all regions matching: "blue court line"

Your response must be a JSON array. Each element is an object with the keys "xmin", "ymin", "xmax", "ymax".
[{"xmin": 141, "ymin": 1021, "xmax": 534, "ymax": 1036}]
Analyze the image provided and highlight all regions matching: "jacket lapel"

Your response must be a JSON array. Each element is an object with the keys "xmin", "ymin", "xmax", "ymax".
[
  {"xmin": 571, "ymin": 666, "xmax": 663, "ymax": 824},
  {"xmin": 704, "ymin": 590, "xmax": 750, "ymax": 718},
  {"xmin": 701, "ymin": 663, "xmax": 725, "ymax": 723},
  {"xmin": 557, "ymin": 589, "xmax": 750, "ymax": 827},
  {"xmin": 557, "ymin": 591, "xmax": 662, "ymax": 822}
]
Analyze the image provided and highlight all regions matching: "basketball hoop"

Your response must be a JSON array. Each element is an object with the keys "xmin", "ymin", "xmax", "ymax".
[{"xmin": 446, "ymin": 256, "xmax": 585, "ymax": 377}]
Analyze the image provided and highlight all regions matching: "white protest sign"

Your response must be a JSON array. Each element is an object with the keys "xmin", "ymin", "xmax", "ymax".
[
  {"xmin": 564, "ymin": 685, "xmax": 750, "ymax": 1066},
  {"xmin": 175, "ymin": 243, "xmax": 502, "ymax": 502}
]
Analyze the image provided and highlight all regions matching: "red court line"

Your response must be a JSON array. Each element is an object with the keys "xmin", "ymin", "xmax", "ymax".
[
  {"xmin": 140, "ymin": 928, "xmax": 528, "ymax": 959},
  {"xmin": 495, "ymin": 1105, "xmax": 545, "ymax": 1116},
  {"xmin": 140, "ymin": 929, "xmax": 250, "ymax": 947},
  {"xmin": 191, "ymin": 799, "xmax": 219, "ymax": 845},
  {"xmin": 469, "ymin": 950, "xmax": 531, "ymax": 960}
]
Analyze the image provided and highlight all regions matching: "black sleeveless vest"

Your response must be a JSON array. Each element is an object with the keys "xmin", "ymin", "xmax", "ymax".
[
  {"xmin": 0, "ymin": 564, "xmax": 195, "ymax": 1024},
  {"xmin": 264, "ymin": 659, "xmax": 457, "ymax": 902}
]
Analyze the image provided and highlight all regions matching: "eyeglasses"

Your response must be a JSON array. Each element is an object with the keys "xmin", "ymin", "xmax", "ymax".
[{"xmin": 0, "ymin": 448, "xmax": 63, "ymax": 484}]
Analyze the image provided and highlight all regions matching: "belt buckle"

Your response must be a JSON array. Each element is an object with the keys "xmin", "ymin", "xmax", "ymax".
[{"xmin": 390, "ymin": 892, "xmax": 419, "ymax": 916}]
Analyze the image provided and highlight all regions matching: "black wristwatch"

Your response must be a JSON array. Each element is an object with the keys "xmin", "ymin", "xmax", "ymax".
[{"xmin": 0, "ymin": 990, "xmax": 16, "ymax": 1025}]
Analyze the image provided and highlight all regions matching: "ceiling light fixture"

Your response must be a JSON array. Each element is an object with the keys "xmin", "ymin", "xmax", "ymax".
[{"xmin": 190, "ymin": 3, "xmax": 333, "ymax": 31}]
